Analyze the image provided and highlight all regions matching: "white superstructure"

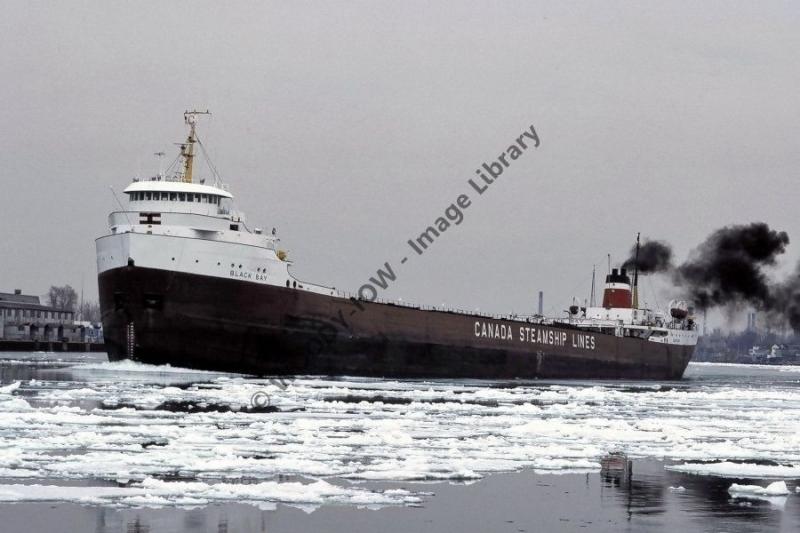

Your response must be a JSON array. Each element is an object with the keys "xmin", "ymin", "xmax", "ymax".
[
  {"xmin": 96, "ymin": 111, "xmax": 336, "ymax": 297},
  {"xmin": 555, "ymin": 266, "xmax": 698, "ymax": 347}
]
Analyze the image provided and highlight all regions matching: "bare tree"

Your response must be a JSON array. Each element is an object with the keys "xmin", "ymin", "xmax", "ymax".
[
  {"xmin": 78, "ymin": 301, "xmax": 101, "ymax": 323},
  {"xmin": 47, "ymin": 285, "xmax": 78, "ymax": 311}
]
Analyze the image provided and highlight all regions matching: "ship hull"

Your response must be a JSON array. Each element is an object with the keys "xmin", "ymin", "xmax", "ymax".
[{"xmin": 99, "ymin": 266, "xmax": 694, "ymax": 380}]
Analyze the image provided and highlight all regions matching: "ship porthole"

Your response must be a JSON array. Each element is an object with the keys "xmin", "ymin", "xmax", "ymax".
[
  {"xmin": 293, "ymin": 281, "xmax": 297, "ymax": 288},
  {"xmin": 286, "ymin": 280, "xmax": 290, "ymax": 287}
]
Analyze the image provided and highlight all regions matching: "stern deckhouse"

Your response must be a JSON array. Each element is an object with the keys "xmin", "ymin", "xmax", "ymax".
[{"xmin": 563, "ymin": 241, "xmax": 697, "ymax": 347}]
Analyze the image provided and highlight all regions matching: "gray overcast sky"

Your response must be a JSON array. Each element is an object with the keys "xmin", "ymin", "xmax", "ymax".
[{"xmin": 1, "ymin": 1, "xmax": 799, "ymax": 326}]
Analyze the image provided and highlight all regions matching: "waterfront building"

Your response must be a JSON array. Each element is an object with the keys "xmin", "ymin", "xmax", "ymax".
[{"xmin": 0, "ymin": 289, "xmax": 89, "ymax": 341}]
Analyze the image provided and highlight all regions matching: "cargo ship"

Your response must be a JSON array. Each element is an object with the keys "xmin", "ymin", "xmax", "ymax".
[{"xmin": 97, "ymin": 113, "xmax": 697, "ymax": 380}]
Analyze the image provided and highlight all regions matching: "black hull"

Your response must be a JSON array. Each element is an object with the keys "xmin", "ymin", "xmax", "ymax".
[{"xmin": 99, "ymin": 266, "xmax": 694, "ymax": 380}]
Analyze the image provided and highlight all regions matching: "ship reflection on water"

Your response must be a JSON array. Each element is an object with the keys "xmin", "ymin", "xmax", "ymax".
[
  {"xmin": 597, "ymin": 454, "xmax": 796, "ymax": 531},
  {"xmin": 600, "ymin": 452, "xmax": 633, "ymax": 486},
  {"xmin": 600, "ymin": 452, "xmax": 666, "ymax": 519}
]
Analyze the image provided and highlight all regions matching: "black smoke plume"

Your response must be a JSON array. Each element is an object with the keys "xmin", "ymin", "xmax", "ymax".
[
  {"xmin": 630, "ymin": 223, "xmax": 800, "ymax": 332},
  {"xmin": 622, "ymin": 240, "xmax": 673, "ymax": 274},
  {"xmin": 676, "ymin": 223, "xmax": 789, "ymax": 310}
]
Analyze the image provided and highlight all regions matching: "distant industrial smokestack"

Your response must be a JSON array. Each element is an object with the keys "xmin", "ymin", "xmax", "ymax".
[
  {"xmin": 703, "ymin": 308, "xmax": 708, "ymax": 336},
  {"xmin": 747, "ymin": 312, "xmax": 757, "ymax": 332},
  {"xmin": 538, "ymin": 291, "xmax": 543, "ymax": 315}
]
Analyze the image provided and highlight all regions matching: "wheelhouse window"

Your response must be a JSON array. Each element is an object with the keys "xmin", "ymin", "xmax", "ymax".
[{"xmin": 128, "ymin": 190, "xmax": 232, "ymax": 204}]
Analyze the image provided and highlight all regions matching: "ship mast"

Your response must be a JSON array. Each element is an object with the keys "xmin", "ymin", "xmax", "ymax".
[
  {"xmin": 178, "ymin": 110, "xmax": 211, "ymax": 183},
  {"xmin": 632, "ymin": 232, "xmax": 641, "ymax": 309}
]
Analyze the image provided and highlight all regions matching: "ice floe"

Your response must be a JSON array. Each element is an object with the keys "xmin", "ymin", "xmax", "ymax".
[
  {"xmin": 691, "ymin": 362, "xmax": 800, "ymax": 373},
  {"xmin": 0, "ymin": 478, "xmax": 421, "ymax": 509},
  {"xmin": 74, "ymin": 360, "xmax": 235, "ymax": 375},
  {"xmin": 0, "ymin": 381, "xmax": 20, "ymax": 394},
  {"xmin": 728, "ymin": 481, "xmax": 791, "ymax": 508},
  {"xmin": 667, "ymin": 462, "xmax": 800, "ymax": 479},
  {"xmin": 729, "ymin": 481, "xmax": 790, "ymax": 496},
  {"xmin": 0, "ymin": 360, "xmax": 798, "ymax": 508}
]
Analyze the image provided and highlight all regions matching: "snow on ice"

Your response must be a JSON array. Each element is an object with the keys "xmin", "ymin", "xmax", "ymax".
[{"xmin": 0, "ymin": 360, "xmax": 798, "ymax": 508}]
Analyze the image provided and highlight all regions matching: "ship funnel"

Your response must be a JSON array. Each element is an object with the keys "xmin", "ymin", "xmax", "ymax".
[{"xmin": 602, "ymin": 268, "xmax": 632, "ymax": 309}]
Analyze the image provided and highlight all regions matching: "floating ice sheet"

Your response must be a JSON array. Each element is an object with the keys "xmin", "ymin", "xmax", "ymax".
[
  {"xmin": 0, "ymin": 478, "xmax": 421, "ymax": 509},
  {"xmin": 0, "ymin": 360, "xmax": 798, "ymax": 508},
  {"xmin": 692, "ymin": 362, "xmax": 800, "ymax": 373},
  {"xmin": 0, "ymin": 381, "xmax": 20, "ymax": 394},
  {"xmin": 667, "ymin": 462, "xmax": 800, "ymax": 478},
  {"xmin": 74, "ymin": 360, "xmax": 236, "ymax": 375},
  {"xmin": 729, "ymin": 481, "xmax": 790, "ymax": 496},
  {"xmin": 728, "ymin": 481, "xmax": 791, "ymax": 508}
]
